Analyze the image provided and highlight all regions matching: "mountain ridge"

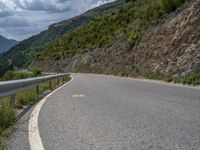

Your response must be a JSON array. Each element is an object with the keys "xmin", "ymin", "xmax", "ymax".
[
  {"xmin": 0, "ymin": 35, "xmax": 18, "ymax": 53},
  {"xmin": 0, "ymin": 0, "xmax": 124, "ymax": 68}
]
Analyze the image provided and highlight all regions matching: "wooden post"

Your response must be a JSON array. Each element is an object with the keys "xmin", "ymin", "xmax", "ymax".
[
  {"xmin": 10, "ymin": 94, "xmax": 16, "ymax": 107},
  {"xmin": 49, "ymin": 81, "xmax": 52, "ymax": 90},
  {"xmin": 57, "ymin": 79, "xmax": 59, "ymax": 86},
  {"xmin": 36, "ymin": 85, "xmax": 39, "ymax": 98}
]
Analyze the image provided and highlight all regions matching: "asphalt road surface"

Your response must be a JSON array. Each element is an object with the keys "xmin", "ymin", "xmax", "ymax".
[{"xmin": 10, "ymin": 73, "xmax": 200, "ymax": 150}]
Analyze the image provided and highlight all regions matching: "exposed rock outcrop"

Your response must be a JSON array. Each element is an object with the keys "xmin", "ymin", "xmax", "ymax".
[
  {"xmin": 31, "ymin": 0, "xmax": 200, "ymax": 77},
  {"xmin": 130, "ymin": 0, "xmax": 200, "ymax": 76}
]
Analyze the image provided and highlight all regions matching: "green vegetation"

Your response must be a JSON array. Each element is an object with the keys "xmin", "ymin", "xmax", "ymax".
[
  {"xmin": 119, "ymin": 68, "xmax": 200, "ymax": 86},
  {"xmin": 160, "ymin": 0, "xmax": 188, "ymax": 13},
  {"xmin": 32, "ymin": 68, "xmax": 42, "ymax": 77},
  {"xmin": 1, "ymin": 69, "xmax": 43, "ymax": 81},
  {"xmin": 0, "ymin": 107, "xmax": 15, "ymax": 130},
  {"xmin": 0, "ymin": 0, "xmax": 190, "ymax": 80},
  {"xmin": 0, "ymin": 76, "xmax": 70, "ymax": 149},
  {"xmin": 2, "ymin": 70, "xmax": 32, "ymax": 81},
  {"xmin": 128, "ymin": 31, "xmax": 140, "ymax": 48},
  {"xmin": 38, "ymin": 0, "xmax": 162, "ymax": 60},
  {"xmin": 147, "ymin": 73, "xmax": 200, "ymax": 85},
  {"xmin": 0, "ymin": 98, "xmax": 15, "ymax": 150},
  {"xmin": 0, "ymin": 0, "xmax": 124, "ymax": 71},
  {"xmin": 36, "ymin": 0, "xmax": 189, "ymax": 61},
  {"xmin": 16, "ymin": 87, "xmax": 37, "ymax": 105}
]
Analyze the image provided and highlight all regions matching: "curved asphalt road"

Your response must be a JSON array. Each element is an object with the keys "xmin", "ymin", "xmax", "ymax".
[{"xmin": 10, "ymin": 73, "xmax": 200, "ymax": 149}]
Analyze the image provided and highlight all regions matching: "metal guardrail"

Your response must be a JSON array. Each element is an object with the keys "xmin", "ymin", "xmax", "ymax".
[{"xmin": 0, "ymin": 73, "xmax": 70, "ymax": 99}]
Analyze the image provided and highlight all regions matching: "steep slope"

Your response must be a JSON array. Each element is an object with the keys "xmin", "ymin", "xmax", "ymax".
[
  {"xmin": 31, "ymin": 0, "xmax": 199, "ymax": 78},
  {"xmin": 129, "ymin": 0, "xmax": 200, "ymax": 76},
  {"xmin": 0, "ymin": 0, "xmax": 124, "ymax": 68},
  {"xmin": 0, "ymin": 35, "xmax": 18, "ymax": 53}
]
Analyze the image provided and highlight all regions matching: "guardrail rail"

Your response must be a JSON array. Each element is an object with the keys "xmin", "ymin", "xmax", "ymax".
[{"xmin": 0, "ymin": 73, "xmax": 70, "ymax": 106}]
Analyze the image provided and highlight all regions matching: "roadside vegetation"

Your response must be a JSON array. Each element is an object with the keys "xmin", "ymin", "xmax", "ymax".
[
  {"xmin": 116, "ymin": 67, "xmax": 200, "ymax": 86},
  {"xmin": 0, "ymin": 68, "xmax": 42, "ymax": 81},
  {"xmin": 0, "ymin": 70, "xmax": 70, "ymax": 149},
  {"xmin": 144, "ymin": 72, "xmax": 200, "ymax": 86}
]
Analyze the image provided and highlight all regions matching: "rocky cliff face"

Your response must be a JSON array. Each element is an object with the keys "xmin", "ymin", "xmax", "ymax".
[
  {"xmin": 130, "ymin": 0, "xmax": 200, "ymax": 76},
  {"xmin": 31, "ymin": 0, "xmax": 200, "ymax": 77}
]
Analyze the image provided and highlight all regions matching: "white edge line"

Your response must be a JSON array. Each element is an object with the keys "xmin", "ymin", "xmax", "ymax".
[{"xmin": 28, "ymin": 77, "xmax": 74, "ymax": 150}]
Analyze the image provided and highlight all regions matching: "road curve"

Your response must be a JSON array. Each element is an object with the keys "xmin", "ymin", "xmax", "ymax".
[{"xmin": 10, "ymin": 73, "xmax": 200, "ymax": 149}]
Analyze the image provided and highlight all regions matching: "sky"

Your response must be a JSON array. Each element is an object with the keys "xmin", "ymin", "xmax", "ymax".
[{"xmin": 0, "ymin": 0, "xmax": 114, "ymax": 41}]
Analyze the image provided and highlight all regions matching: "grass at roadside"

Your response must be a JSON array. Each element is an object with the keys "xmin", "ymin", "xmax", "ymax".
[
  {"xmin": 111, "ymin": 68, "xmax": 200, "ymax": 86},
  {"xmin": 144, "ymin": 72, "xmax": 200, "ymax": 86},
  {"xmin": 0, "ymin": 76, "xmax": 70, "ymax": 149}
]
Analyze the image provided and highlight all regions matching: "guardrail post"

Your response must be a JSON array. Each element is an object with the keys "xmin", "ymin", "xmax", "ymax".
[
  {"xmin": 63, "ymin": 77, "xmax": 65, "ymax": 84},
  {"xmin": 57, "ymin": 79, "xmax": 59, "ymax": 85},
  {"xmin": 49, "ymin": 81, "xmax": 52, "ymax": 90},
  {"xmin": 10, "ymin": 94, "xmax": 16, "ymax": 107},
  {"xmin": 36, "ymin": 85, "xmax": 39, "ymax": 98}
]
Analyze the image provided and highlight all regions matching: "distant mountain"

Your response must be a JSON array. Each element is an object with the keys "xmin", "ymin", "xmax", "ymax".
[
  {"xmin": 0, "ymin": 35, "xmax": 18, "ymax": 53},
  {"xmin": 0, "ymin": 0, "xmax": 124, "ymax": 68}
]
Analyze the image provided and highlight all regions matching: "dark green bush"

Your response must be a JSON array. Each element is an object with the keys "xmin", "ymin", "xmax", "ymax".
[
  {"xmin": 128, "ymin": 31, "xmax": 140, "ymax": 48},
  {"xmin": 2, "ymin": 70, "xmax": 15, "ymax": 81},
  {"xmin": 17, "ymin": 87, "xmax": 37, "ymax": 105},
  {"xmin": 32, "ymin": 68, "xmax": 42, "ymax": 77},
  {"xmin": 160, "ymin": 0, "xmax": 188, "ymax": 13},
  {"xmin": 0, "ymin": 108, "xmax": 15, "ymax": 129}
]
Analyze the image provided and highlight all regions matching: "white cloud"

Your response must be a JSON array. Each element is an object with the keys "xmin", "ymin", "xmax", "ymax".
[{"xmin": 91, "ymin": 0, "xmax": 114, "ymax": 8}]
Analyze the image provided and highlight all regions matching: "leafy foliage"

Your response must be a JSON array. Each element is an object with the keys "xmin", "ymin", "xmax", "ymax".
[
  {"xmin": 144, "ymin": 71, "xmax": 200, "ymax": 85},
  {"xmin": 0, "ymin": 107, "xmax": 15, "ymax": 130},
  {"xmin": 1, "ymin": 69, "xmax": 43, "ymax": 81},
  {"xmin": 32, "ymin": 68, "xmax": 42, "ymax": 77},
  {"xmin": 16, "ymin": 87, "xmax": 37, "ymax": 105},
  {"xmin": 160, "ymin": 0, "xmax": 188, "ymax": 13},
  {"xmin": 39, "ymin": 0, "xmax": 162, "ymax": 60},
  {"xmin": 128, "ymin": 31, "xmax": 140, "ymax": 48}
]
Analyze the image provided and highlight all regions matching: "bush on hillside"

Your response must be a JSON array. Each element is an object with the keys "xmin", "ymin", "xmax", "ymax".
[
  {"xmin": 2, "ymin": 70, "xmax": 15, "ymax": 81},
  {"xmin": 128, "ymin": 31, "xmax": 140, "ymax": 48},
  {"xmin": 32, "ymin": 68, "xmax": 42, "ymax": 77},
  {"xmin": 160, "ymin": 0, "xmax": 188, "ymax": 13}
]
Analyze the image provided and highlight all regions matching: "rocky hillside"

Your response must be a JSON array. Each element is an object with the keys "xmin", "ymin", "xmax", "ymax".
[
  {"xmin": 31, "ymin": 0, "xmax": 200, "ymax": 78},
  {"xmin": 130, "ymin": 0, "xmax": 200, "ymax": 76}
]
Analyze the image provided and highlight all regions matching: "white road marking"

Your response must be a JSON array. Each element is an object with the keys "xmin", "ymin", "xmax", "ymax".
[
  {"xmin": 28, "ymin": 77, "xmax": 73, "ymax": 150},
  {"xmin": 72, "ymin": 94, "xmax": 85, "ymax": 98}
]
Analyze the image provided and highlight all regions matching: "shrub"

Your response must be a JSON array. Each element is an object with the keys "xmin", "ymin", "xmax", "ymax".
[
  {"xmin": 128, "ymin": 31, "xmax": 140, "ymax": 48},
  {"xmin": 0, "ymin": 107, "xmax": 15, "ymax": 129},
  {"xmin": 32, "ymin": 68, "xmax": 42, "ymax": 77},
  {"xmin": 2, "ymin": 70, "xmax": 14, "ymax": 81},
  {"xmin": 14, "ymin": 73, "xmax": 28, "ymax": 80},
  {"xmin": 160, "ymin": 0, "xmax": 187, "ymax": 13},
  {"xmin": 17, "ymin": 88, "xmax": 37, "ymax": 105}
]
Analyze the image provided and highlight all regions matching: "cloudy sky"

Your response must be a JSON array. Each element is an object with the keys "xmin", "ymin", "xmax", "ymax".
[{"xmin": 0, "ymin": 0, "xmax": 114, "ymax": 41}]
